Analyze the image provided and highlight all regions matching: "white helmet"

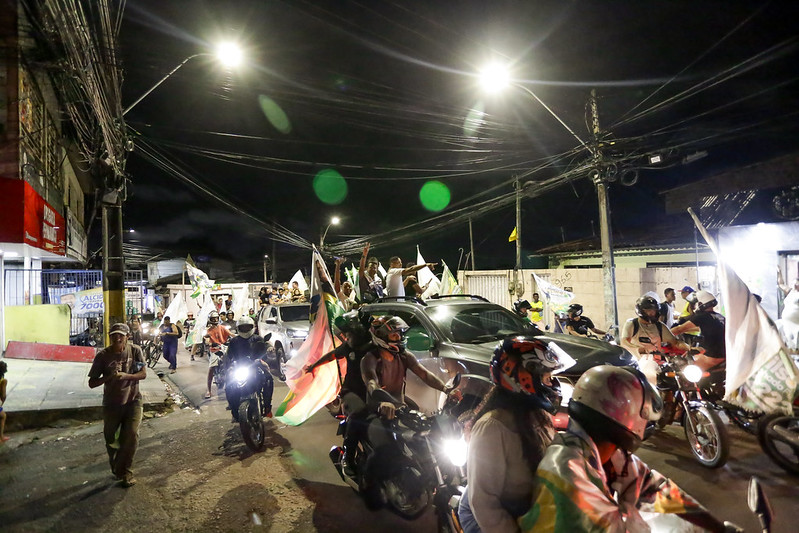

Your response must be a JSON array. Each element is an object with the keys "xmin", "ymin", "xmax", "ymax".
[
  {"xmin": 696, "ymin": 290, "xmax": 717, "ymax": 310},
  {"xmin": 568, "ymin": 365, "xmax": 663, "ymax": 453},
  {"xmin": 236, "ymin": 316, "xmax": 255, "ymax": 339}
]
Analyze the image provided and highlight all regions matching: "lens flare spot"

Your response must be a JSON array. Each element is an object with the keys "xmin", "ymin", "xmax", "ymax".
[
  {"xmin": 258, "ymin": 95, "xmax": 292, "ymax": 134},
  {"xmin": 419, "ymin": 180, "xmax": 450, "ymax": 212},
  {"xmin": 313, "ymin": 169, "xmax": 348, "ymax": 205},
  {"xmin": 463, "ymin": 101, "xmax": 485, "ymax": 137}
]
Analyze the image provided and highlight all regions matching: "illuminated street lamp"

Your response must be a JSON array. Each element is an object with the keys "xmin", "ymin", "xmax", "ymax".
[
  {"xmin": 123, "ymin": 41, "xmax": 244, "ymax": 116},
  {"xmin": 320, "ymin": 216, "xmax": 341, "ymax": 248},
  {"xmin": 479, "ymin": 63, "xmax": 618, "ymax": 331},
  {"xmin": 263, "ymin": 254, "xmax": 270, "ymax": 283}
]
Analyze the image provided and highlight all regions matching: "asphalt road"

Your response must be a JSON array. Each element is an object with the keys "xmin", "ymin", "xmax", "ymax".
[
  {"xmin": 164, "ymin": 344, "xmax": 798, "ymax": 533},
  {"xmin": 2, "ymin": 342, "xmax": 795, "ymax": 532}
]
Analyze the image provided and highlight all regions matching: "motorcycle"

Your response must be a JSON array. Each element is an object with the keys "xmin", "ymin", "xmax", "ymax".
[
  {"xmin": 329, "ymin": 377, "xmax": 467, "ymax": 523},
  {"xmin": 652, "ymin": 346, "xmax": 730, "ymax": 468},
  {"xmin": 229, "ymin": 358, "xmax": 270, "ymax": 452},
  {"xmin": 210, "ymin": 342, "xmax": 228, "ymax": 391},
  {"xmin": 758, "ymin": 389, "xmax": 799, "ymax": 476}
]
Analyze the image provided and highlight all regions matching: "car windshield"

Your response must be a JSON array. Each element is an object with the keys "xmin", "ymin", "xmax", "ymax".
[
  {"xmin": 425, "ymin": 303, "xmax": 537, "ymax": 343},
  {"xmin": 279, "ymin": 305, "xmax": 310, "ymax": 323}
]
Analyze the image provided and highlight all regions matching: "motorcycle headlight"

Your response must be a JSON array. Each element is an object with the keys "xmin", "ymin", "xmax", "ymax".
[
  {"xmin": 142, "ymin": 325, "xmax": 149, "ymax": 333},
  {"xmin": 682, "ymin": 364, "xmax": 703, "ymax": 383},
  {"xmin": 233, "ymin": 366, "xmax": 251, "ymax": 383},
  {"xmin": 442, "ymin": 437, "xmax": 467, "ymax": 467}
]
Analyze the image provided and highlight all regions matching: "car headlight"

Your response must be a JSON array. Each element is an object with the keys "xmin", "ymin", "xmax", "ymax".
[
  {"xmin": 233, "ymin": 366, "xmax": 251, "ymax": 383},
  {"xmin": 442, "ymin": 436, "xmax": 467, "ymax": 467},
  {"xmin": 682, "ymin": 364, "xmax": 703, "ymax": 383}
]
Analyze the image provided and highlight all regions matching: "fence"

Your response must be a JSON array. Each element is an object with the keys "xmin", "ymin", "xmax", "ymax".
[{"xmin": 3, "ymin": 268, "xmax": 145, "ymax": 343}]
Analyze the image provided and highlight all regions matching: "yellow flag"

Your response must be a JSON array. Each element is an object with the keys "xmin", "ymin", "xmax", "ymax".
[{"xmin": 508, "ymin": 226, "xmax": 517, "ymax": 242}]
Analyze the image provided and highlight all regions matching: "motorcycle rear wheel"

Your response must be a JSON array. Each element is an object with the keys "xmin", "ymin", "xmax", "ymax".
[
  {"xmin": 239, "ymin": 400, "xmax": 265, "ymax": 452},
  {"xmin": 758, "ymin": 412, "xmax": 799, "ymax": 476},
  {"xmin": 684, "ymin": 405, "xmax": 729, "ymax": 468}
]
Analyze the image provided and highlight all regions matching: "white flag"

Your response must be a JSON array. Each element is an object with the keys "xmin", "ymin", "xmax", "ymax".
[
  {"xmin": 289, "ymin": 269, "xmax": 309, "ymax": 292},
  {"xmin": 417, "ymin": 245, "xmax": 441, "ymax": 299},
  {"xmin": 689, "ymin": 209, "xmax": 798, "ymax": 414},
  {"xmin": 532, "ymin": 273, "xmax": 574, "ymax": 313}
]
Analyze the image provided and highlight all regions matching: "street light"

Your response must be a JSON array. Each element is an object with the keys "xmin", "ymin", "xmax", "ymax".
[
  {"xmin": 123, "ymin": 41, "xmax": 244, "ymax": 116},
  {"xmin": 263, "ymin": 254, "xmax": 270, "ymax": 283},
  {"xmin": 320, "ymin": 216, "xmax": 341, "ymax": 248},
  {"xmin": 479, "ymin": 63, "xmax": 619, "ymax": 331}
]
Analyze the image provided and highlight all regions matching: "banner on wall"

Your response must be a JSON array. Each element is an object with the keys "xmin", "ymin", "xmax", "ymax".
[
  {"xmin": 67, "ymin": 287, "xmax": 105, "ymax": 316},
  {"xmin": 0, "ymin": 179, "xmax": 66, "ymax": 255}
]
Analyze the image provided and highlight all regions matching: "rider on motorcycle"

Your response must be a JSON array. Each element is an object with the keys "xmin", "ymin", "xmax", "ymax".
[
  {"xmin": 518, "ymin": 365, "xmax": 730, "ymax": 533},
  {"xmin": 204, "ymin": 311, "xmax": 231, "ymax": 399},
  {"xmin": 225, "ymin": 316, "xmax": 274, "ymax": 421},
  {"xmin": 305, "ymin": 309, "xmax": 374, "ymax": 475},
  {"xmin": 621, "ymin": 295, "xmax": 690, "ymax": 358},
  {"xmin": 361, "ymin": 316, "xmax": 460, "ymax": 446},
  {"xmin": 565, "ymin": 304, "xmax": 606, "ymax": 338},
  {"xmin": 671, "ymin": 290, "xmax": 726, "ymax": 371}
]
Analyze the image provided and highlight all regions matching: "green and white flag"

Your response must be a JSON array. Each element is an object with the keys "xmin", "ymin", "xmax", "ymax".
[
  {"xmin": 689, "ymin": 208, "xmax": 798, "ymax": 414},
  {"xmin": 186, "ymin": 262, "xmax": 214, "ymax": 299},
  {"xmin": 440, "ymin": 260, "xmax": 462, "ymax": 296}
]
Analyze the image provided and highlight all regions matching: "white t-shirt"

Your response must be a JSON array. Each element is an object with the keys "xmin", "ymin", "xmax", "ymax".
[{"xmin": 385, "ymin": 268, "xmax": 405, "ymax": 297}]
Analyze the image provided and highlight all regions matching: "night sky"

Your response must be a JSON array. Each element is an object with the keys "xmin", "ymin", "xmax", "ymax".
[{"xmin": 118, "ymin": 0, "xmax": 799, "ymax": 279}]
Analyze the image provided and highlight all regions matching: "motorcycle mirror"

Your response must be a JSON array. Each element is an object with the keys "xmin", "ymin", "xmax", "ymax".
[
  {"xmin": 638, "ymin": 336, "xmax": 652, "ymax": 344},
  {"xmin": 263, "ymin": 332, "xmax": 272, "ymax": 341},
  {"xmin": 747, "ymin": 477, "xmax": 772, "ymax": 531},
  {"xmin": 447, "ymin": 373, "xmax": 462, "ymax": 389}
]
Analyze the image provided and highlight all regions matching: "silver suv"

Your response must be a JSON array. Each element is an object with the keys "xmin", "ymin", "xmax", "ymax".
[
  {"xmin": 362, "ymin": 295, "xmax": 634, "ymax": 414},
  {"xmin": 256, "ymin": 303, "xmax": 311, "ymax": 380}
]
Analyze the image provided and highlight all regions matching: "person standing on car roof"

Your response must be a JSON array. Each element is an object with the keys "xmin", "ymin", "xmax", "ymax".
[
  {"xmin": 458, "ymin": 337, "xmax": 571, "ymax": 533},
  {"xmin": 384, "ymin": 256, "xmax": 437, "ymax": 297},
  {"xmin": 358, "ymin": 242, "xmax": 385, "ymax": 303},
  {"xmin": 564, "ymin": 304, "xmax": 605, "ymax": 338}
]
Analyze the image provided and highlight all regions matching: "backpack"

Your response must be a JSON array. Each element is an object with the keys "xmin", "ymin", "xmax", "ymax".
[
  {"xmin": 175, "ymin": 322, "xmax": 183, "ymax": 337},
  {"xmin": 629, "ymin": 317, "xmax": 663, "ymax": 339}
]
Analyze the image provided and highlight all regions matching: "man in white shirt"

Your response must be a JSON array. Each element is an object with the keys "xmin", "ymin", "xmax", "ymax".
[{"xmin": 385, "ymin": 256, "xmax": 437, "ymax": 297}]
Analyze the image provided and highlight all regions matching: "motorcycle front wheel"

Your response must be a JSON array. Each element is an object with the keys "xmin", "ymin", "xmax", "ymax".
[
  {"xmin": 684, "ymin": 404, "xmax": 729, "ymax": 468},
  {"xmin": 239, "ymin": 400, "xmax": 265, "ymax": 452},
  {"xmin": 383, "ymin": 461, "xmax": 431, "ymax": 520},
  {"xmin": 758, "ymin": 412, "xmax": 799, "ymax": 476}
]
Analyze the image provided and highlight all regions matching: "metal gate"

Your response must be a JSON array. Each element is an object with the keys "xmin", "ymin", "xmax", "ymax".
[
  {"xmin": 3, "ymin": 268, "xmax": 145, "ymax": 344},
  {"xmin": 461, "ymin": 272, "xmax": 512, "ymax": 308}
]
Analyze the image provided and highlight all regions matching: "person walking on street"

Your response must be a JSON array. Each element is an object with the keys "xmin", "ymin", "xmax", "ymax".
[
  {"xmin": 160, "ymin": 316, "xmax": 179, "ymax": 374},
  {"xmin": 659, "ymin": 287, "xmax": 677, "ymax": 326},
  {"xmin": 87, "ymin": 323, "xmax": 147, "ymax": 488},
  {"xmin": 0, "ymin": 361, "xmax": 9, "ymax": 443}
]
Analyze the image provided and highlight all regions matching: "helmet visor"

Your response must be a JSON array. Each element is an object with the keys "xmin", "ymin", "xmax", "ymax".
[{"xmin": 238, "ymin": 324, "xmax": 254, "ymax": 333}]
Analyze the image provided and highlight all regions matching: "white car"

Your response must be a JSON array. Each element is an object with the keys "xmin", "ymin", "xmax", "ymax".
[{"xmin": 256, "ymin": 303, "xmax": 310, "ymax": 380}]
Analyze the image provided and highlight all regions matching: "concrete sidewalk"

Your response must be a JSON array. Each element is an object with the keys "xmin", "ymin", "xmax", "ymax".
[{"xmin": 2, "ymin": 356, "xmax": 169, "ymax": 431}]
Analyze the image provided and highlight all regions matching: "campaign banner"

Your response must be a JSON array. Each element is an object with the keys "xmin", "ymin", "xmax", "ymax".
[{"xmin": 69, "ymin": 287, "xmax": 105, "ymax": 316}]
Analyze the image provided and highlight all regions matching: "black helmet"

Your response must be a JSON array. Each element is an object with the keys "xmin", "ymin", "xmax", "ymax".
[
  {"xmin": 635, "ymin": 295, "xmax": 660, "ymax": 323},
  {"xmin": 567, "ymin": 303, "xmax": 583, "ymax": 318},
  {"xmin": 370, "ymin": 315, "xmax": 409, "ymax": 353},
  {"xmin": 513, "ymin": 299, "xmax": 532, "ymax": 315}
]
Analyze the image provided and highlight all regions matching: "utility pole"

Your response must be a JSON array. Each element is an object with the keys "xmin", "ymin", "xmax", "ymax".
[
  {"xmin": 468, "ymin": 217, "xmax": 476, "ymax": 270},
  {"xmin": 102, "ymin": 191, "xmax": 125, "ymax": 344},
  {"xmin": 511, "ymin": 178, "xmax": 522, "ymax": 303},
  {"xmin": 589, "ymin": 89, "xmax": 619, "ymax": 333},
  {"xmin": 271, "ymin": 240, "xmax": 277, "ymax": 281}
]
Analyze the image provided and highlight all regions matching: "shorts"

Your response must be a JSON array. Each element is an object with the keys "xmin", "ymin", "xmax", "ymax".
[{"xmin": 209, "ymin": 352, "xmax": 221, "ymax": 368}]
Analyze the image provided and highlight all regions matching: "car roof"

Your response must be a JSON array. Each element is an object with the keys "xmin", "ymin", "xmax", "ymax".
[{"xmin": 364, "ymin": 296, "xmax": 503, "ymax": 312}]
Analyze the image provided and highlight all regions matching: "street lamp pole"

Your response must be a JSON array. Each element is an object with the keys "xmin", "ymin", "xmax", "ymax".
[
  {"xmin": 480, "ymin": 67, "xmax": 619, "ymax": 330},
  {"xmin": 123, "ymin": 53, "xmax": 207, "ymax": 116},
  {"xmin": 320, "ymin": 216, "xmax": 341, "ymax": 249},
  {"xmin": 263, "ymin": 255, "xmax": 269, "ymax": 283}
]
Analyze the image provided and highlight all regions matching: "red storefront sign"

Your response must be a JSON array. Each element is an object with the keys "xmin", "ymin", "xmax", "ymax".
[{"xmin": 0, "ymin": 178, "xmax": 66, "ymax": 255}]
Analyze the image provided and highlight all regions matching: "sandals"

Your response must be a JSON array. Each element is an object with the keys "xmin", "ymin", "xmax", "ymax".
[{"xmin": 203, "ymin": 392, "xmax": 212, "ymax": 399}]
